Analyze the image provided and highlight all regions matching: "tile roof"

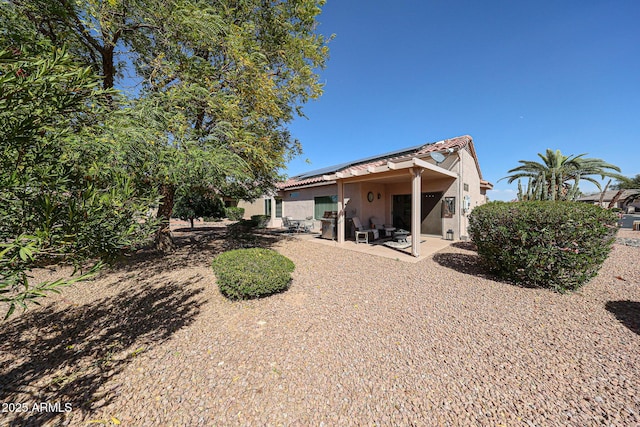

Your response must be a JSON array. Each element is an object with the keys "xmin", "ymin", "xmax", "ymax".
[
  {"xmin": 279, "ymin": 135, "xmax": 475, "ymax": 190},
  {"xmin": 577, "ymin": 189, "xmax": 640, "ymax": 202}
]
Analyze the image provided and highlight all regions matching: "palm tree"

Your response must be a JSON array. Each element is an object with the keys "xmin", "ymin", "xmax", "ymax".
[
  {"xmin": 612, "ymin": 174, "xmax": 640, "ymax": 190},
  {"xmin": 501, "ymin": 149, "xmax": 624, "ymax": 201}
]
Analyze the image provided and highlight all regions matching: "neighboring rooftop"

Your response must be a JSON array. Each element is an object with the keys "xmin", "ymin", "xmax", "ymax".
[{"xmin": 577, "ymin": 189, "xmax": 640, "ymax": 202}]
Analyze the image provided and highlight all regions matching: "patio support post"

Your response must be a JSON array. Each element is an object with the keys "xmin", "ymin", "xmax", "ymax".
[
  {"xmin": 411, "ymin": 167, "xmax": 423, "ymax": 257},
  {"xmin": 270, "ymin": 196, "xmax": 276, "ymax": 226},
  {"xmin": 337, "ymin": 179, "xmax": 345, "ymax": 243}
]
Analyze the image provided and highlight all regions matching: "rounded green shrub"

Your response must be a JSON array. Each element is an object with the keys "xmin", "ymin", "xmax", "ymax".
[
  {"xmin": 468, "ymin": 201, "xmax": 618, "ymax": 292},
  {"xmin": 212, "ymin": 248, "xmax": 295, "ymax": 299},
  {"xmin": 225, "ymin": 206, "xmax": 245, "ymax": 221}
]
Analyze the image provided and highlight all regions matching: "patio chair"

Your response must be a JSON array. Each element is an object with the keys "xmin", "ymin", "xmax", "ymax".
[
  {"xmin": 352, "ymin": 216, "xmax": 379, "ymax": 244},
  {"xmin": 282, "ymin": 216, "xmax": 300, "ymax": 233},
  {"xmin": 370, "ymin": 216, "xmax": 395, "ymax": 238},
  {"xmin": 301, "ymin": 216, "xmax": 315, "ymax": 233}
]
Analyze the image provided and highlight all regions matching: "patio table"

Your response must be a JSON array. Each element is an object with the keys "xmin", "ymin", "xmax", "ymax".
[
  {"xmin": 392, "ymin": 229, "xmax": 409, "ymax": 243},
  {"xmin": 291, "ymin": 219, "xmax": 313, "ymax": 233}
]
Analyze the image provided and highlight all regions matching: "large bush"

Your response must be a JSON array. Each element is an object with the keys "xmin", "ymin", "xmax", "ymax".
[
  {"xmin": 468, "ymin": 201, "xmax": 618, "ymax": 292},
  {"xmin": 225, "ymin": 207, "xmax": 245, "ymax": 221},
  {"xmin": 0, "ymin": 44, "xmax": 157, "ymax": 318},
  {"xmin": 212, "ymin": 248, "xmax": 295, "ymax": 299}
]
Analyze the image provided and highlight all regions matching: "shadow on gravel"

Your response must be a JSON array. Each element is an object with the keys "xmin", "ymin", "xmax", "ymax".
[
  {"xmin": 606, "ymin": 300, "xmax": 640, "ymax": 336},
  {"xmin": 432, "ymin": 252, "xmax": 488, "ymax": 276},
  {"xmin": 432, "ymin": 252, "xmax": 533, "ymax": 289},
  {"xmin": 0, "ymin": 282, "xmax": 204, "ymax": 426},
  {"xmin": 172, "ymin": 226, "xmax": 228, "ymax": 233},
  {"xmin": 110, "ymin": 225, "xmax": 289, "ymax": 278},
  {"xmin": 450, "ymin": 241, "xmax": 476, "ymax": 251}
]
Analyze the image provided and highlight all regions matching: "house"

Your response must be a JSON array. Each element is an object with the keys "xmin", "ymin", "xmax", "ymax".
[
  {"xmin": 577, "ymin": 189, "xmax": 640, "ymax": 213},
  {"xmin": 238, "ymin": 135, "xmax": 493, "ymax": 256}
]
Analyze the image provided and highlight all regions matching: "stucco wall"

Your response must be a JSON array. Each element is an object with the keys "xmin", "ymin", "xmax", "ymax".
[
  {"xmin": 281, "ymin": 184, "xmax": 334, "ymax": 219},
  {"xmin": 456, "ymin": 147, "xmax": 484, "ymax": 239},
  {"xmin": 237, "ymin": 198, "xmax": 266, "ymax": 218},
  {"xmin": 346, "ymin": 182, "xmax": 387, "ymax": 227}
]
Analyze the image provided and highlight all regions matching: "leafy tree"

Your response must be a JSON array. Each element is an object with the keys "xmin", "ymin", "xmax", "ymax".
[
  {"xmin": 503, "ymin": 149, "xmax": 624, "ymax": 201},
  {"xmin": 0, "ymin": 34, "xmax": 157, "ymax": 318},
  {"xmin": 173, "ymin": 189, "xmax": 225, "ymax": 229},
  {"xmin": 132, "ymin": 0, "xmax": 330, "ymax": 249},
  {"xmin": 10, "ymin": 0, "xmax": 155, "ymax": 90},
  {"xmin": 10, "ymin": 0, "xmax": 331, "ymax": 250}
]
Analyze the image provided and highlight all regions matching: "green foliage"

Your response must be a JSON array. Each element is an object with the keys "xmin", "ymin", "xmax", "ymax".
[
  {"xmin": 173, "ymin": 190, "xmax": 225, "ymax": 228},
  {"xmin": 502, "ymin": 149, "xmax": 624, "ymax": 201},
  {"xmin": 9, "ymin": 0, "xmax": 331, "ymax": 219},
  {"xmin": 0, "ymin": 237, "xmax": 102, "ymax": 319},
  {"xmin": 0, "ymin": 39, "xmax": 157, "ymax": 318},
  {"xmin": 225, "ymin": 207, "xmax": 245, "ymax": 221},
  {"xmin": 468, "ymin": 201, "xmax": 618, "ymax": 292},
  {"xmin": 211, "ymin": 248, "xmax": 295, "ymax": 300},
  {"xmin": 612, "ymin": 174, "xmax": 640, "ymax": 190}
]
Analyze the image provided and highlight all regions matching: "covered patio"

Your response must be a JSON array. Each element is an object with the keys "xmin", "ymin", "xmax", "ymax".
[
  {"xmin": 294, "ymin": 232, "xmax": 455, "ymax": 263},
  {"xmin": 323, "ymin": 157, "xmax": 459, "ymax": 257}
]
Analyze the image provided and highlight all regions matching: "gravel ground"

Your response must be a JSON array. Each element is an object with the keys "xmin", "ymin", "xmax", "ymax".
[{"xmin": 1, "ymin": 225, "xmax": 639, "ymax": 426}]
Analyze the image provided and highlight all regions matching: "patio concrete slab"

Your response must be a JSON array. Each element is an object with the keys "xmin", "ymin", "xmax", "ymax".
[{"xmin": 292, "ymin": 233, "xmax": 454, "ymax": 263}]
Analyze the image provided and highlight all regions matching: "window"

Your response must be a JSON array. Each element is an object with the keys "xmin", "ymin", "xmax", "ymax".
[
  {"xmin": 314, "ymin": 195, "xmax": 337, "ymax": 219},
  {"xmin": 275, "ymin": 198, "xmax": 282, "ymax": 218},
  {"xmin": 264, "ymin": 198, "xmax": 283, "ymax": 218},
  {"xmin": 442, "ymin": 197, "xmax": 455, "ymax": 218}
]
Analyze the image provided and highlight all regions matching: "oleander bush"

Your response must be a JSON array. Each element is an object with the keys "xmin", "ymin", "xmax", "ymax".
[
  {"xmin": 212, "ymin": 248, "xmax": 295, "ymax": 299},
  {"xmin": 468, "ymin": 201, "xmax": 618, "ymax": 292},
  {"xmin": 225, "ymin": 207, "xmax": 245, "ymax": 221}
]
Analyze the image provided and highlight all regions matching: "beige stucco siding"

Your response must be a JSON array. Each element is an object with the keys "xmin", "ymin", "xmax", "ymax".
[
  {"xmin": 456, "ymin": 146, "xmax": 485, "ymax": 239},
  {"xmin": 237, "ymin": 198, "xmax": 266, "ymax": 218},
  {"xmin": 282, "ymin": 184, "xmax": 335, "ymax": 219}
]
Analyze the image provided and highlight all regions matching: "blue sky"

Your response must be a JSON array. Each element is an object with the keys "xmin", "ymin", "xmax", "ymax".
[{"xmin": 286, "ymin": 0, "xmax": 640, "ymax": 200}]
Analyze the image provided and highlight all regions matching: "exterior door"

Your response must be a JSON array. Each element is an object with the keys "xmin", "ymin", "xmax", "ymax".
[
  {"xmin": 392, "ymin": 195, "xmax": 412, "ymax": 230},
  {"xmin": 392, "ymin": 192, "xmax": 443, "ymax": 234},
  {"xmin": 421, "ymin": 192, "xmax": 443, "ymax": 235}
]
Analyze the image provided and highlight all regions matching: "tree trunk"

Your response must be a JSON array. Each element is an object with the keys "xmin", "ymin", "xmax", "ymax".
[
  {"xmin": 102, "ymin": 47, "xmax": 115, "ymax": 90},
  {"xmin": 155, "ymin": 183, "xmax": 176, "ymax": 251},
  {"xmin": 599, "ymin": 180, "xmax": 611, "ymax": 207},
  {"xmin": 608, "ymin": 189, "xmax": 624, "ymax": 209},
  {"xmin": 190, "ymin": 217, "xmax": 194, "ymax": 230}
]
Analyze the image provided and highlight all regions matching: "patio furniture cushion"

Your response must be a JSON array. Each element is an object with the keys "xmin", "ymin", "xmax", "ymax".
[{"xmin": 352, "ymin": 216, "xmax": 379, "ymax": 242}]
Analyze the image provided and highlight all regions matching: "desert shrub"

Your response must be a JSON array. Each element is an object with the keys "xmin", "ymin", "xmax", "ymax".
[
  {"xmin": 212, "ymin": 248, "xmax": 295, "ymax": 299},
  {"xmin": 251, "ymin": 215, "xmax": 270, "ymax": 228},
  {"xmin": 225, "ymin": 206, "xmax": 245, "ymax": 221},
  {"xmin": 468, "ymin": 201, "xmax": 618, "ymax": 292}
]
